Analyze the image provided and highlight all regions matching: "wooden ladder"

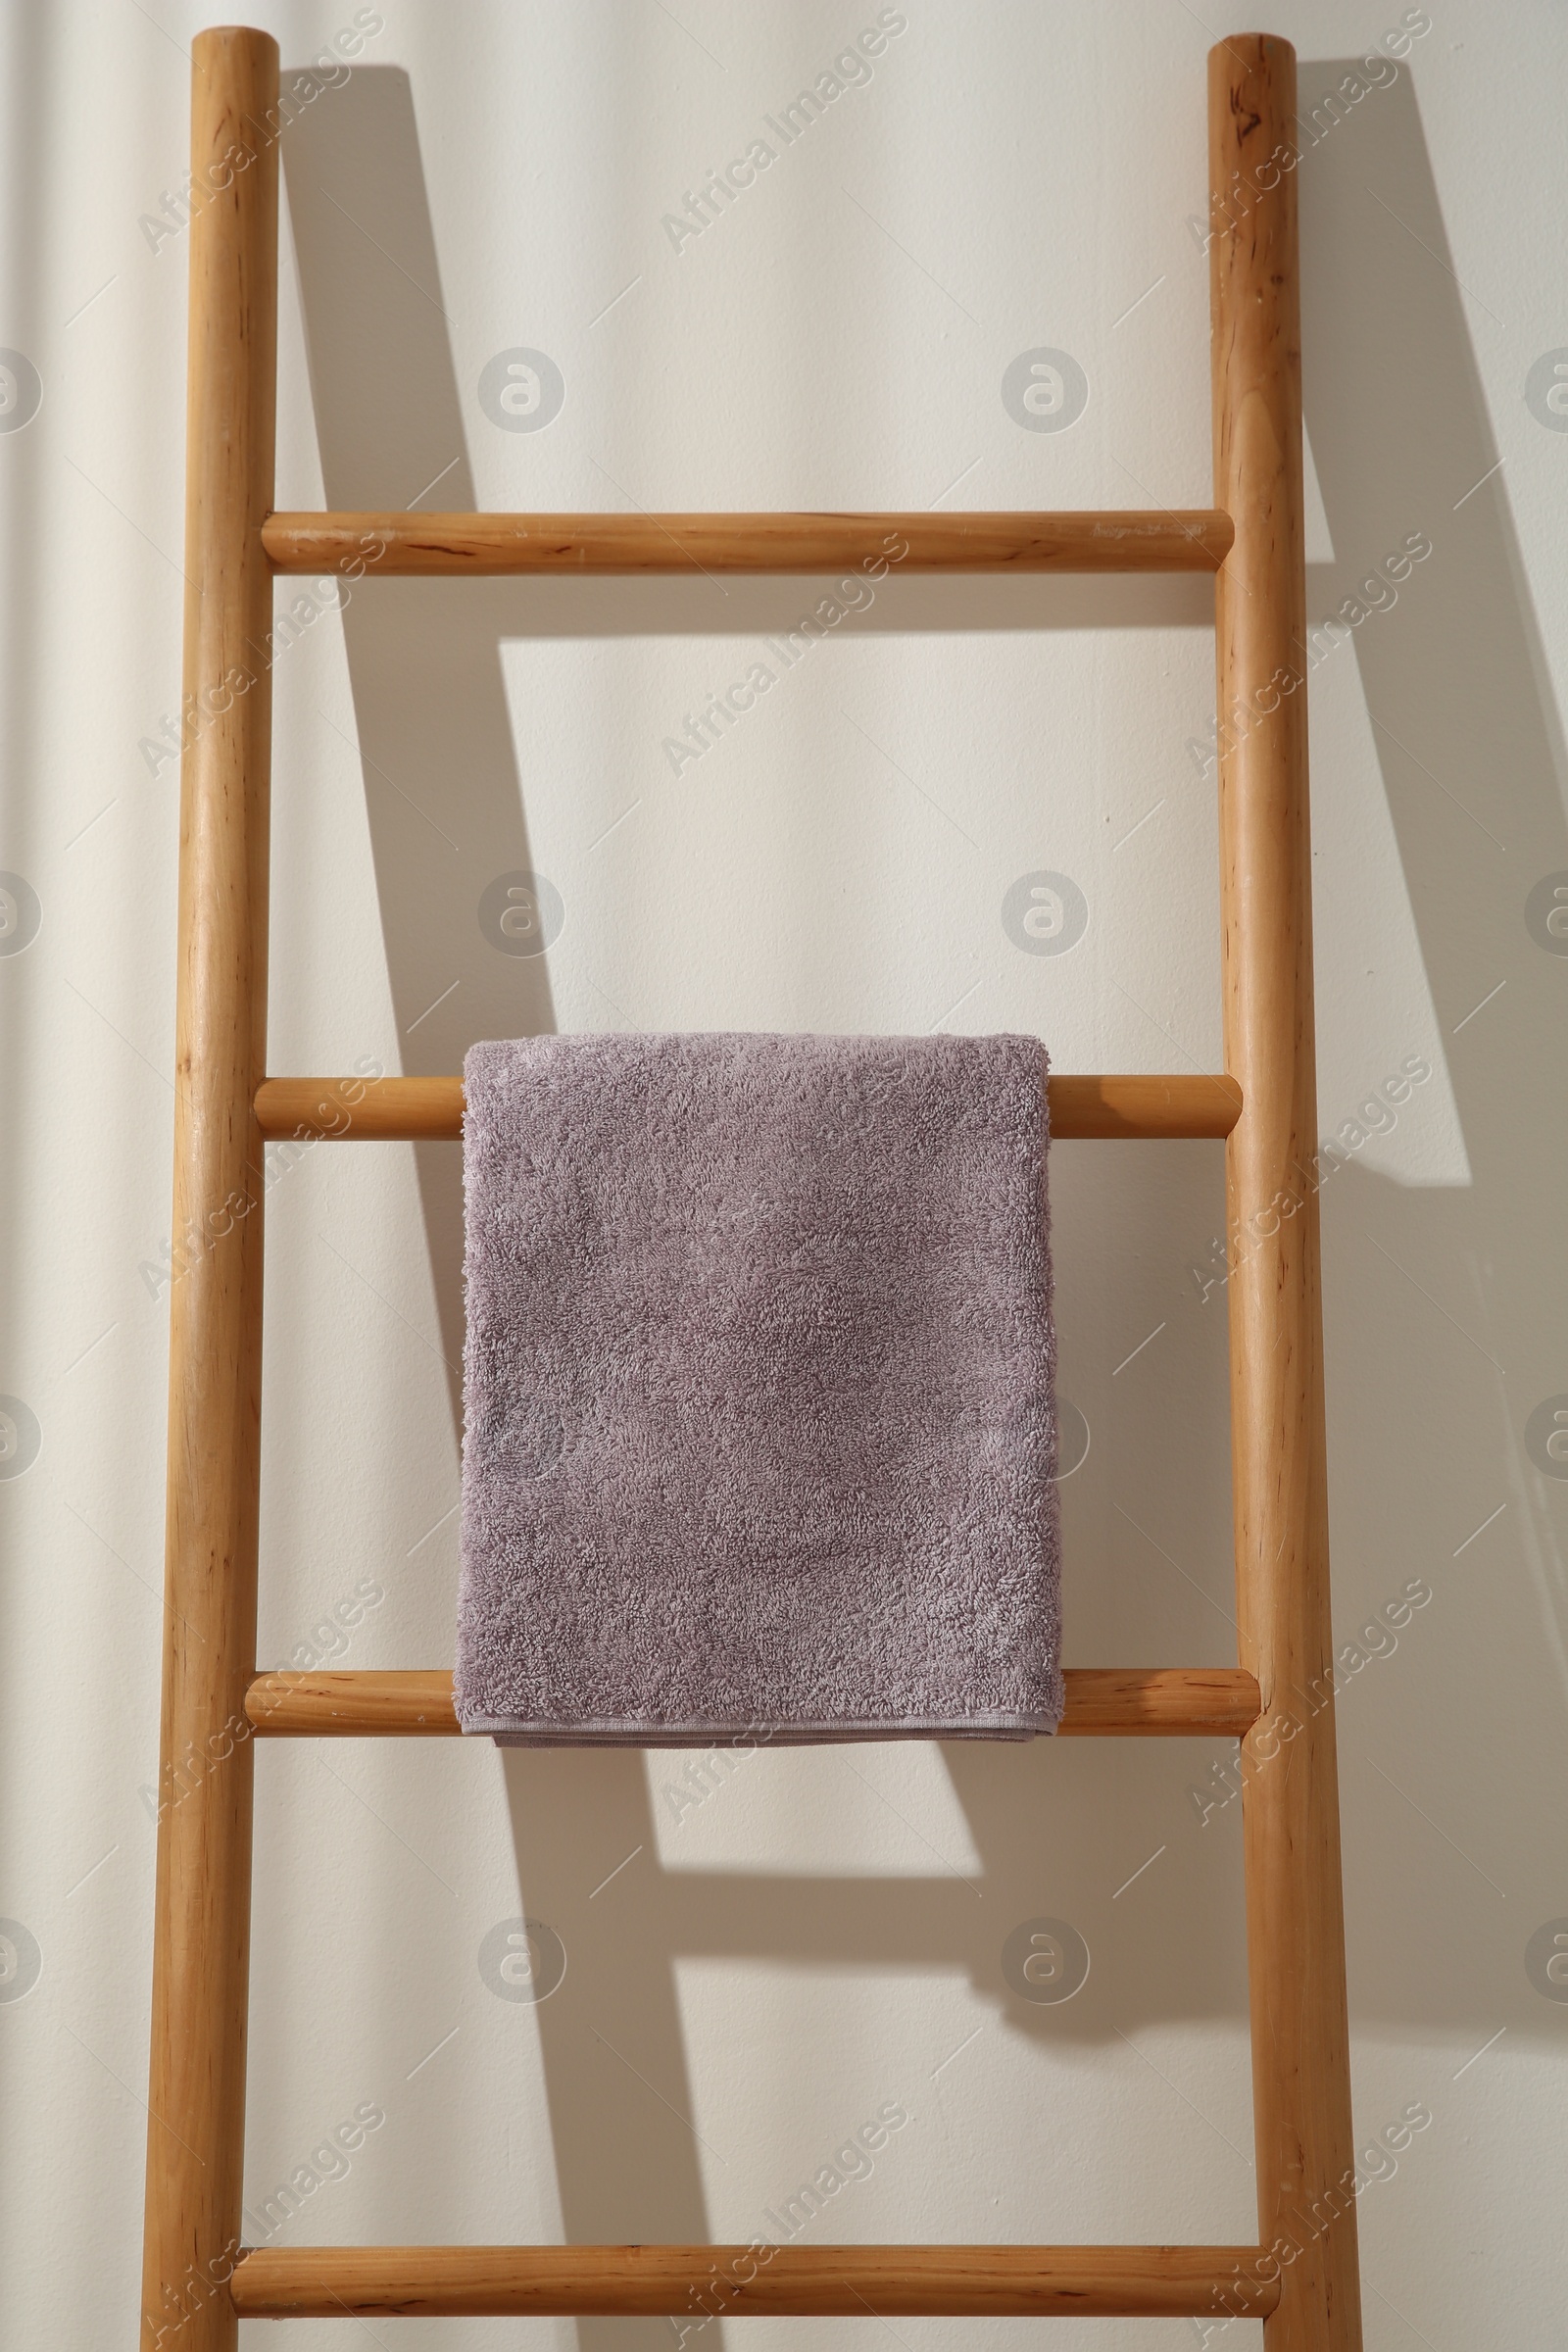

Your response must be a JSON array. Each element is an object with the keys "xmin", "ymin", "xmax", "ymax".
[{"xmin": 141, "ymin": 26, "xmax": 1362, "ymax": 2348}]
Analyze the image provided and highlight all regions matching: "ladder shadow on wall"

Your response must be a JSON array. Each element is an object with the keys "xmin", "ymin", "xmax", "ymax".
[
  {"xmin": 1290, "ymin": 60, "xmax": 1568, "ymax": 2045},
  {"xmin": 277, "ymin": 50, "xmax": 1568, "ymax": 2334}
]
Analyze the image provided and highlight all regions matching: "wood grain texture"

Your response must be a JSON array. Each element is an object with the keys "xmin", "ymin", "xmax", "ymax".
[
  {"xmin": 140, "ymin": 29, "xmax": 278, "ymax": 2352},
  {"xmin": 248, "ymin": 1669, "xmax": 460, "ymax": 1736},
  {"xmin": 228, "ymin": 2241, "xmax": 1280, "ymax": 2319},
  {"xmin": 254, "ymin": 1072, "xmax": 1244, "ymax": 1143},
  {"xmin": 262, "ymin": 507, "xmax": 1233, "ymax": 574},
  {"xmin": 1210, "ymin": 34, "xmax": 1363, "ymax": 2351},
  {"xmin": 245, "ymin": 1665, "xmax": 1262, "ymax": 1739}
]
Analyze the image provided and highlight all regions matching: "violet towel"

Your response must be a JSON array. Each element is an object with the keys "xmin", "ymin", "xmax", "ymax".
[{"xmin": 455, "ymin": 1032, "xmax": 1061, "ymax": 1744}]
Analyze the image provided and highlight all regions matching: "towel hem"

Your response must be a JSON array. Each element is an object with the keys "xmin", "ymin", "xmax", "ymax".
[{"xmin": 462, "ymin": 1709, "xmax": 1061, "ymax": 1747}]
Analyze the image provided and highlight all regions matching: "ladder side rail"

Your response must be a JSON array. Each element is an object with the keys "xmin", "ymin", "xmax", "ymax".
[
  {"xmin": 1209, "ymin": 34, "xmax": 1363, "ymax": 2351},
  {"xmin": 140, "ymin": 28, "xmax": 279, "ymax": 2352}
]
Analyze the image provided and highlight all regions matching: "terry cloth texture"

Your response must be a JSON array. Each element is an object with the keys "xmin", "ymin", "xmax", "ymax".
[{"xmin": 455, "ymin": 1031, "xmax": 1061, "ymax": 1744}]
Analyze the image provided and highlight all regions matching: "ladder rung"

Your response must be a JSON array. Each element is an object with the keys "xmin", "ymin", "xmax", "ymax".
[
  {"xmin": 227, "ymin": 2240, "xmax": 1278, "ymax": 2320},
  {"xmin": 246, "ymin": 1666, "xmax": 1260, "ymax": 1739},
  {"xmin": 263, "ymin": 508, "xmax": 1233, "ymax": 576},
  {"xmin": 255, "ymin": 1072, "xmax": 1243, "ymax": 1143}
]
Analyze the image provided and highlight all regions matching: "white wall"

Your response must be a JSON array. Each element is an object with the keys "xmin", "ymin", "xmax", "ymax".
[{"xmin": 3, "ymin": 1, "xmax": 1565, "ymax": 2344}]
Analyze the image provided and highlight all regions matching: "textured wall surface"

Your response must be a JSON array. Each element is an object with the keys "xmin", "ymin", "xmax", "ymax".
[{"xmin": 2, "ymin": 2, "xmax": 1564, "ymax": 2344}]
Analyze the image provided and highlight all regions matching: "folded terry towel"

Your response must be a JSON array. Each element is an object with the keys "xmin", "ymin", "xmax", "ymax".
[{"xmin": 455, "ymin": 1031, "xmax": 1061, "ymax": 1744}]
